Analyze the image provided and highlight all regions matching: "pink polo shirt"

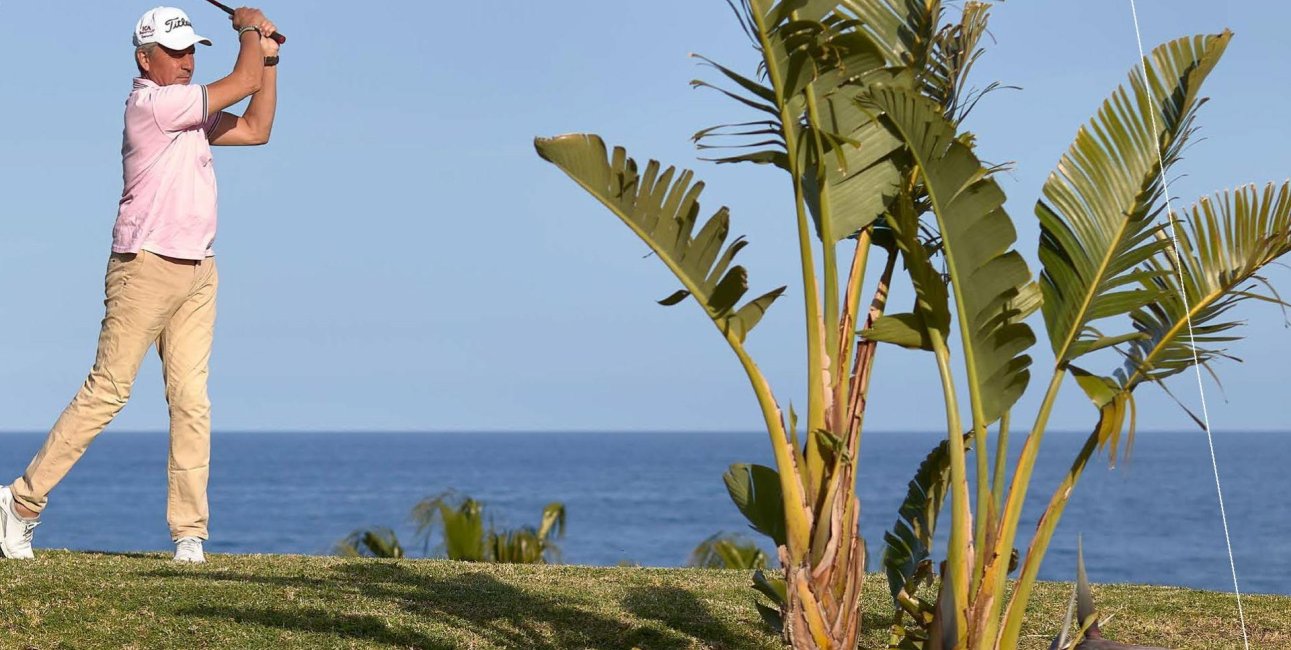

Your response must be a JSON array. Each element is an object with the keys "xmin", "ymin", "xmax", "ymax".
[{"xmin": 113, "ymin": 78, "xmax": 221, "ymax": 260}]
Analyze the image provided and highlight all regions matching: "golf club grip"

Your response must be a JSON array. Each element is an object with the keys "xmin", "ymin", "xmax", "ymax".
[{"xmin": 205, "ymin": 0, "xmax": 288, "ymax": 44}]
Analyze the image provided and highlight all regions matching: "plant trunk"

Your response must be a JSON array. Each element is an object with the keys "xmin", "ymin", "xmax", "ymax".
[
  {"xmin": 781, "ymin": 492, "xmax": 867, "ymax": 649},
  {"xmin": 774, "ymin": 333, "xmax": 877, "ymax": 648}
]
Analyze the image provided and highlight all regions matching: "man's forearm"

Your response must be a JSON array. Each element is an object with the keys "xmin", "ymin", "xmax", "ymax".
[
  {"xmin": 231, "ymin": 30, "xmax": 265, "ymax": 91},
  {"xmin": 244, "ymin": 66, "xmax": 277, "ymax": 142}
]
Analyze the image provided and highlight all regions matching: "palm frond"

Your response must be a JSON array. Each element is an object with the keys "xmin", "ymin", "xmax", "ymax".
[
  {"xmin": 489, "ymin": 526, "xmax": 559, "ymax": 564},
  {"xmin": 411, "ymin": 491, "xmax": 486, "ymax": 561},
  {"xmin": 691, "ymin": 55, "xmax": 790, "ymax": 170},
  {"xmin": 925, "ymin": 1, "xmax": 998, "ymax": 124},
  {"xmin": 535, "ymin": 134, "xmax": 786, "ymax": 343},
  {"xmin": 1119, "ymin": 182, "xmax": 1291, "ymax": 388},
  {"xmin": 724, "ymin": 0, "xmax": 761, "ymax": 48},
  {"xmin": 882, "ymin": 435, "xmax": 966, "ymax": 610},
  {"xmin": 334, "ymin": 527, "xmax": 404, "ymax": 559},
  {"xmin": 689, "ymin": 532, "xmax": 771, "ymax": 570},
  {"xmin": 536, "ymin": 502, "xmax": 567, "ymax": 542},
  {"xmin": 1037, "ymin": 32, "xmax": 1231, "ymax": 368}
]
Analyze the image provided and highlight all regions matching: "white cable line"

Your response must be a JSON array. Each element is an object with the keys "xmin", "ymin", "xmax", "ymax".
[{"xmin": 1127, "ymin": 2, "xmax": 1249, "ymax": 647}]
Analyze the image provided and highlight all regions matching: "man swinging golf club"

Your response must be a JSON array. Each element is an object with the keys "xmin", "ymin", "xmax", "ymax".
[{"xmin": 0, "ymin": 5, "xmax": 281, "ymax": 563}]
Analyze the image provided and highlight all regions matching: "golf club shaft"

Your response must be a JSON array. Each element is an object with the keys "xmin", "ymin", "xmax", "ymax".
[{"xmin": 204, "ymin": 0, "xmax": 287, "ymax": 44}]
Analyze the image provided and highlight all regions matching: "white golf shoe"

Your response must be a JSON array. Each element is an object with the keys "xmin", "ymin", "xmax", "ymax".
[
  {"xmin": 174, "ymin": 536, "xmax": 206, "ymax": 563},
  {"xmin": 0, "ymin": 486, "xmax": 39, "ymax": 560}
]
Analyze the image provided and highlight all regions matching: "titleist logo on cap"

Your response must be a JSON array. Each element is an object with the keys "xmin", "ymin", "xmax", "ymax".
[{"xmin": 165, "ymin": 17, "xmax": 193, "ymax": 33}]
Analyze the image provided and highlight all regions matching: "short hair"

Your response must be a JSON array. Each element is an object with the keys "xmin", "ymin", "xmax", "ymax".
[{"xmin": 135, "ymin": 42, "xmax": 158, "ymax": 75}]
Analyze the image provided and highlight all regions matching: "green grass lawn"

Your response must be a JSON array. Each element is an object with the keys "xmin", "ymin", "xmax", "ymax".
[{"xmin": 0, "ymin": 551, "xmax": 1285, "ymax": 649}]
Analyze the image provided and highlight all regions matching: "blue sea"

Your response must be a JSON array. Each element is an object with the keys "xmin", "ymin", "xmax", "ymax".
[{"xmin": 0, "ymin": 429, "xmax": 1286, "ymax": 596}]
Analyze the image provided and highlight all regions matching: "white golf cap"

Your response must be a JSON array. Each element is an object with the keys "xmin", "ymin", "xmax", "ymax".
[{"xmin": 133, "ymin": 7, "xmax": 213, "ymax": 49}]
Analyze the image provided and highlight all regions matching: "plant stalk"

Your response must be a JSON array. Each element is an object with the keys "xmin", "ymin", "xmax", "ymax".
[
  {"xmin": 976, "ymin": 368, "xmax": 1067, "ymax": 646},
  {"xmin": 997, "ymin": 426, "xmax": 1101, "ymax": 649},
  {"xmin": 747, "ymin": 3, "xmax": 829, "ymax": 499},
  {"xmin": 991, "ymin": 411, "xmax": 1011, "ymax": 514},
  {"xmin": 725, "ymin": 334, "xmax": 813, "ymax": 561},
  {"xmin": 930, "ymin": 331, "xmax": 971, "ymax": 646}
]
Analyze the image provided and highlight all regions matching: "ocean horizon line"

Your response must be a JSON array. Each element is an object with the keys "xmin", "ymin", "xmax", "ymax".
[{"xmin": 1, "ymin": 428, "xmax": 1285, "ymax": 436}]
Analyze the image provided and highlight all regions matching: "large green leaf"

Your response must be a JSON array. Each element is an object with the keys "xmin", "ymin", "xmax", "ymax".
[
  {"xmin": 724, "ymin": 463, "xmax": 788, "ymax": 547},
  {"xmin": 703, "ymin": 3, "xmax": 906, "ymax": 241},
  {"xmin": 862, "ymin": 312, "xmax": 934, "ymax": 350},
  {"xmin": 1037, "ymin": 32, "xmax": 1231, "ymax": 369},
  {"xmin": 535, "ymin": 134, "xmax": 786, "ymax": 342},
  {"xmin": 779, "ymin": 11, "xmax": 908, "ymax": 242},
  {"xmin": 775, "ymin": 15, "xmax": 887, "ymax": 100},
  {"xmin": 803, "ymin": 78, "xmax": 906, "ymax": 241},
  {"xmin": 841, "ymin": 0, "xmax": 1002, "ymax": 128},
  {"xmin": 869, "ymin": 190, "xmax": 951, "ymax": 351},
  {"xmin": 705, "ymin": 2, "xmax": 953, "ymax": 245},
  {"xmin": 862, "ymin": 86, "xmax": 1036, "ymax": 425},
  {"xmin": 1119, "ymin": 182, "xmax": 1291, "ymax": 388},
  {"xmin": 843, "ymin": 0, "xmax": 939, "ymax": 69}
]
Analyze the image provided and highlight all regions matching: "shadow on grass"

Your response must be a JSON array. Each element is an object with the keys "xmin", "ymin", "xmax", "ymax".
[
  {"xmin": 148, "ymin": 562, "xmax": 758, "ymax": 648},
  {"xmin": 621, "ymin": 584, "xmax": 752, "ymax": 649},
  {"xmin": 78, "ymin": 550, "xmax": 165, "ymax": 560},
  {"xmin": 178, "ymin": 605, "xmax": 451, "ymax": 649}
]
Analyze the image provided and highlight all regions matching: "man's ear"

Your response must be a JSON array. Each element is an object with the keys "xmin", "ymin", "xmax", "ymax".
[{"xmin": 137, "ymin": 49, "xmax": 151, "ymax": 73}]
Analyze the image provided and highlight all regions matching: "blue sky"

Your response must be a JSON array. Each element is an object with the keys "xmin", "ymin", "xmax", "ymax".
[{"xmin": 0, "ymin": 1, "xmax": 1287, "ymax": 433}]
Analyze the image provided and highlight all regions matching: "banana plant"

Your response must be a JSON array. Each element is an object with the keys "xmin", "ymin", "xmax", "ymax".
[
  {"xmin": 869, "ymin": 22, "xmax": 1291, "ymax": 650},
  {"xmin": 538, "ymin": 1, "xmax": 1014, "ymax": 646}
]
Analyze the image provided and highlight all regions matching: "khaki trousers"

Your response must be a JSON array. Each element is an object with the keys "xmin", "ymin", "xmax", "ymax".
[{"xmin": 11, "ymin": 250, "xmax": 218, "ymax": 540}]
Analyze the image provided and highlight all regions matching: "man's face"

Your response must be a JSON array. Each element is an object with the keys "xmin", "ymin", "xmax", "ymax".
[{"xmin": 139, "ymin": 44, "xmax": 196, "ymax": 86}]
